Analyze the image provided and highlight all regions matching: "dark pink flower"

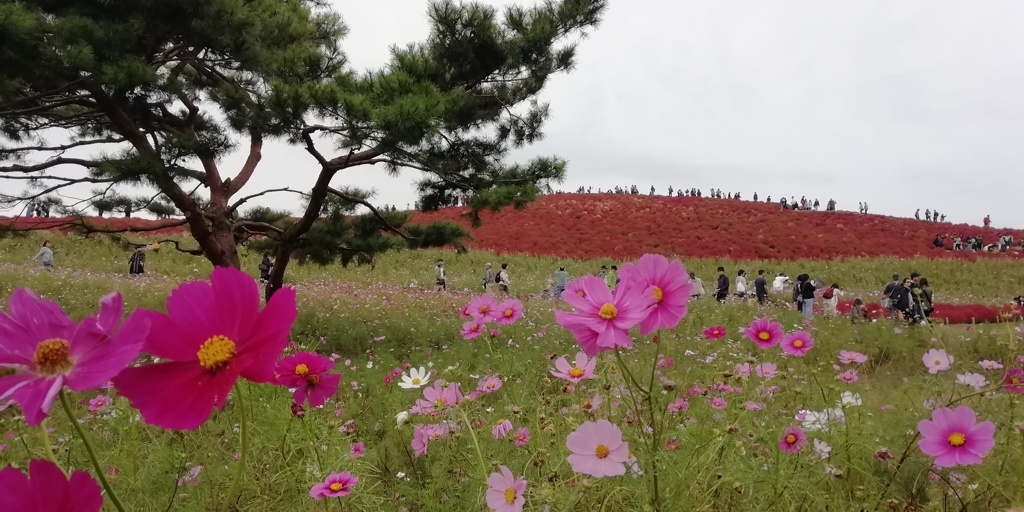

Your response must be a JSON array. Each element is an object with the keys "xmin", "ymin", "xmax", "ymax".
[
  {"xmin": 555, "ymin": 276, "xmax": 656, "ymax": 356},
  {"xmin": 275, "ymin": 351, "xmax": 341, "ymax": 408},
  {"xmin": 781, "ymin": 331, "xmax": 814, "ymax": 357},
  {"xmin": 467, "ymin": 295, "xmax": 501, "ymax": 323},
  {"xmin": 703, "ymin": 326, "xmax": 727, "ymax": 339},
  {"xmin": 87, "ymin": 395, "xmax": 112, "ymax": 413},
  {"xmin": 1003, "ymin": 368, "xmax": 1024, "ymax": 393},
  {"xmin": 779, "ymin": 426, "xmax": 808, "ymax": 453},
  {"xmin": 349, "ymin": 442, "xmax": 365, "ymax": 459},
  {"xmin": 461, "ymin": 321, "xmax": 484, "ymax": 340},
  {"xmin": 743, "ymin": 318, "xmax": 784, "ymax": 349},
  {"xmin": 918, "ymin": 406, "xmax": 995, "ymax": 467},
  {"xmin": 309, "ymin": 471, "xmax": 358, "ymax": 499},
  {"xmin": 514, "ymin": 428, "xmax": 530, "ymax": 446},
  {"xmin": 0, "ymin": 290, "xmax": 148, "ymax": 426},
  {"xmin": 112, "ymin": 267, "xmax": 296, "ymax": 430},
  {"xmin": 618, "ymin": 254, "xmax": 693, "ymax": 334},
  {"xmin": 0, "ymin": 458, "xmax": 102, "ymax": 511},
  {"xmin": 495, "ymin": 300, "xmax": 523, "ymax": 326}
]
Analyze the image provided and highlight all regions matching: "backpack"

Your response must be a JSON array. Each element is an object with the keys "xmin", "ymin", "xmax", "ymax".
[
  {"xmin": 792, "ymin": 282, "xmax": 802, "ymax": 303},
  {"xmin": 495, "ymin": 272, "xmax": 503, "ymax": 284},
  {"xmin": 822, "ymin": 288, "xmax": 834, "ymax": 300}
]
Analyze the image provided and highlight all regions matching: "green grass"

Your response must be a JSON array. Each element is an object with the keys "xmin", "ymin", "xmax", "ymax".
[{"xmin": 1, "ymin": 233, "xmax": 1023, "ymax": 511}]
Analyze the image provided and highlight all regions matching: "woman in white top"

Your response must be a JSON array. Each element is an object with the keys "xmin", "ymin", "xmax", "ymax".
[
  {"xmin": 772, "ymin": 273, "xmax": 790, "ymax": 293},
  {"xmin": 735, "ymin": 270, "xmax": 748, "ymax": 298},
  {"xmin": 688, "ymin": 272, "xmax": 705, "ymax": 299}
]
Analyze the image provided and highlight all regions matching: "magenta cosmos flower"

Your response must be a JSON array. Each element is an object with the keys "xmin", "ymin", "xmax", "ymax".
[
  {"xmin": 0, "ymin": 290, "xmax": 147, "ymax": 426},
  {"xmin": 309, "ymin": 471, "xmax": 358, "ymax": 499},
  {"xmin": 917, "ymin": 406, "xmax": 995, "ymax": 467},
  {"xmin": 566, "ymin": 419, "xmax": 630, "ymax": 477},
  {"xmin": 1004, "ymin": 368, "xmax": 1024, "ymax": 393},
  {"xmin": 618, "ymin": 254, "xmax": 692, "ymax": 334},
  {"xmin": 467, "ymin": 295, "xmax": 501, "ymax": 323},
  {"xmin": 274, "ymin": 351, "xmax": 342, "ymax": 408},
  {"xmin": 485, "ymin": 465, "xmax": 526, "ymax": 512},
  {"xmin": 112, "ymin": 266, "xmax": 297, "ymax": 430},
  {"xmin": 555, "ymin": 276, "xmax": 655, "ymax": 356},
  {"xmin": 0, "ymin": 458, "xmax": 103, "ymax": 511},
  {"xmin": 495, "ymin": 300, "xmax": 523, "ymax": 326},
  {"xmin": 703, "ymin": 326, "xmax": 727, "ymax": 339},
  {"xmin": 781, "ymin": 331, "xmax": 815, "ymax": 357},
  {"xmin": 743, "ymin": 318, "xmax": 784, "ymax": 349},
  {"xmin": 461, "ymin": 321, "xmax": 484, "ymax": 340},
  {"xmin": 550, "ymin": 352, "xmax": 597, "ymax": 383},
  {"xmin": 779, "ymin": 425, "xmax": 808, "ymax": 453}
]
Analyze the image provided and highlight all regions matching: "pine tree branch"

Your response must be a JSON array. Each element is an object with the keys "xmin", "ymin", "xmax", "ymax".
[
  {"xmin": 0, "ymin": 137, "xmax": 125, "ymax": 154},
  {"xmin": 0, "ymin": 158, "xmax": 101, "ymax": 174},
  {"xmin": 227, "ymin": 187, "xmax": 308, "ymax": 215},
  {"xmin": 326, "ymin": 186, "xmax": 414, "ymax": 241},
  {"xmin": 233, "ymin": 220, "xmax": 284, "ymax": 235},
  {"xmin": 226, "ymin": 134, "xmax": 263, "ymax": 197}
]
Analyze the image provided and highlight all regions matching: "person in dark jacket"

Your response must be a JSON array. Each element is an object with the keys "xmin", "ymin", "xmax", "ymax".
[
  {"xmin": 918, "ymin": 277, "xmax": 934, "ymax": 318},
  {"xmin": 259, "ymin": 252, "xmax": 274, "ymax": 282},
  {"xmin": 881, "ymin": 274, "xmax": 899, "ymax": 319},
  {"xmin": 754, "ymin": 269, "xmax": 768, "ymax": 305},
  {"xmin": 715, "ymin": 266, "xmax": 729, "ymax": 303},
  {"xmin": 890, "ymin": 277, "xmax": 913, "ymax": 321},
  {"xmin": 796, "ymin": 273, "xmax": 816, "ymax": 319}
]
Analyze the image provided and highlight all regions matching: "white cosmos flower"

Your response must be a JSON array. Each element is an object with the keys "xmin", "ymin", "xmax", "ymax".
[
  {"xmin": 838, "ymin": 391, "xmax": 862, "ymax": 407},
  {"xmin": 399, "ymin": 367, "xmax": 430, "ymax": 389},
  {"xmin": 395, "ymin": 411, "xmax": 410, "ymax": 428}
]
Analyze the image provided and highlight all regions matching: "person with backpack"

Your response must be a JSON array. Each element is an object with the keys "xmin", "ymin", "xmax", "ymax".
[
  {"xmin": 258, "ymin": 252, "xmax": 274, "ymax": 283},
  {"xmin": 822, "ymin": 283, "xmax": 840, "ymax": 316},
  {"xmin": 918, "ymin": 277, "xmax": 935, "ymax": 319},
  {"xmin": 497, "ymin": 263, "xmax": 510, "ymax": 294},
  {"xmin": 881, "ymin": 274, "xmax": 899, "ymax": 319},
  {"xmin": 754, "ymin": 270, "xmax": 768, "ymax": 305},
  {"xmin": 435, "ymin": 259, "xmax": 446, "ymax": 292},
  {"xmin": 715, "ymin": 267, "xmax": 729, "ymax": 303},
  {"xmin": 890, "ymin": 277, "xmax": 913, "ymax": 322},
  {"xmin": 482, "ymin": 263, "xmax": 495, "ymax": 292},
  {"xmin": 794, "ymin": 273, "xmax": 816, "ymax": 319}
]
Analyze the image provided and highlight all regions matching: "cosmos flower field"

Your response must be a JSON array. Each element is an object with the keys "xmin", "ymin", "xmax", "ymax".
[{"xmin": 0, "ymin": 234, "xmax": 1023, "ymax": 511}]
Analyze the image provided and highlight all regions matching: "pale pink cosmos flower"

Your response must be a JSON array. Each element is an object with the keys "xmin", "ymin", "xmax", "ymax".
[
  {"xmin": 467, "ymin": 295, "xmax": 502, "ymax": 323},
  {"xmin": 493, "ymin": 419, "xmax": 513, "ymax": 439},
  {"xmin": 485, "ymin": 465, "xmax": 526, "ymax": 512},
  {"xmin": 550, "ymin": 352, "xmax": 597, "ymax": 383},
  {"xmin": 478, "ymin": 375, "xmax": 503, "ymax": 393},
  {"xmin": 461, "ymin": 321, "xmax": 484, "ymax": 340},
  {"xmin": 813, "ymin": 439, "xmax": 832, "ymax": 459},
  {"xmin": 837, "ymin": 369, "xmax": 859, "ymax": 383},
  {"xmin": 495, "ymin": 300, "xmax": 524, "ymax": 326},
  {"xmin": 349, "ymin": 442, "xmax": 365, "ymax": 459},
  {"xmin": 88, "ymin": 395, "xmax": 112, "ymax": 413},
  {"xmin": 978, "ymin": 360, "xmax": 1003, "ymax": 370},
  {"xmin": 779, "ymin": 426, "xmax": 808, "ymax": 453},
  {"xmin": 734, "ymin": 363, "xmax": 751, "ymax": 378},
  {"xmin": 754, "ymin": 362, "xmax": 778, "ymax": 379},
  {"xmin": 709, "ymin": 397, "xmax": 728, "ymax": 410},
  {"xmin": 923, "ymin": 349, "xmax": 954, "ymax": 374},
  {"xmin": 580, "ymin": 394, "xmax": 604, "ymax": 414},
  {"xmin": 838, "ymin": 350, "xmax": 868, "ymax": 364},
  {"xmin": 514, "ymin": 428, "xmax": 530, "ymax": 446},
  {"xmin": 667, "ymin": 398, "xmax": 689, "ymax": 413},
  {"xmin": 781, "ymin": 331, "xmax": 814, "ymax": 357},
  {"xmin": 955, "ymin": 372, "xmax": 988, "ymax": 391},
  {"xmin": 565, "ymin": 419, "xmax": 630, "ymax": 477},
  {"xmin": 918, "ymin": 406, "xmax": 995, "ymax": 467},
  {"xmin": 745, "ymin": 401, "xmax": 763, "ymax": 411}
]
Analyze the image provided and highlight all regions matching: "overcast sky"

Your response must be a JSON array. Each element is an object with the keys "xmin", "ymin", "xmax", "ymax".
[{"xmin": 9, "ymin": 0, "xmax": 1024, "ymax": 228}]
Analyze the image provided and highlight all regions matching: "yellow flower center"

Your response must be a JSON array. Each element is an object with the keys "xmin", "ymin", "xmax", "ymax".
[
  {"xmin": 411, "ymin": 378, "xmax": 421, "ymax": 385},
  {"xmin": 582, "ymin": 401, "xmax": 592, "ymax": 411},
  {"xmin": 479, "ymin": 306, "xmax": 489, "ymax": 314},
  {"xmin": 306, "ymin": 374, "xmax": 320, "ymax": 385},
  {"xmin": 294, "ymin": 364, "xmax": 309, "ymax": 375},
  {"xmin": 471, "ymin": 324, "xmax": 479, "ymax": 332},
  {"xmin": 329, "ymin": 482, "xmax": 344, "ymax": 492},
  {"xmin": 793, "ymin": 340, "xmax": 804, "ymax": 348},
  {"xmin": 197, "ymin": 335, "xmax": 236, "ymax": 371},
  {"xmin": 496, "ymin": 419, "xmax": 506, "ymax": 426},
  {"xmin": 599, "ymin": 304, "xmax": 618, "ymax": 320},
  {"xmin": 1011, "ymin": 377, "xmax": 1021, "ymax": 386},
  {"xmin": 504, "ymin": 309, "xmax": 514, "ymax": 317},
  {"xmin": 947, "ymin": 432, "xmax": 966, "ymax": 447},
  {"xmin": 487, "ymin": 383, "xmax": 495, "ymax": 389},
  {"xmin": 577, "ymin": 291, "xmax": 586, "ymax": 297},
  {"xmin": 33, "ymin": 338, "xmax": 72, "ymax": 375},
  {"xmin": 758, "ymin": 331, "xmax": 770, "ymax": 341},
  {"xmin": 653, "ymin": 286, "xmax": 663, "ymax": 303},
  {"xmin": 595, "ymin": 444, "xmax": 610, "ymax": 458},
  {"xmin": 785, "ymin": 434, "xmax": 796, "ymax": 444},
  {"xmin": 569, "ymin": 367, "xmax": 584, "ymax": 378},
  {"xmin": 434, "ymin": 399, "xmax": 446, "ymax": 408},
  {"xmin": 504, "ymin": 488, "xmax": 516, "ymax": 504},
  {"xmin": 713, "ymin": 330, "xmax": 720, "ymax": 335}
]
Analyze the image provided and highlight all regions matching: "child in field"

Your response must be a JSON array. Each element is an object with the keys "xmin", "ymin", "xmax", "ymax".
[{"xmin": 850, "ymin": 298, "xmax": 868, "ymax": 323}]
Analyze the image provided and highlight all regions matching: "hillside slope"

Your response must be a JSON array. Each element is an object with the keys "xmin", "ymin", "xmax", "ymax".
[{"xmin": 5, "ymin": 194, "xmax": 1022, "ymax": 260}]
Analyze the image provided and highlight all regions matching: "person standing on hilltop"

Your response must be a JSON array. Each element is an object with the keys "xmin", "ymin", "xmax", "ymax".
[
  {"xmin": 754, "ymin": 270, "xmax": 768, "ymax": 305},
  {"xmin": 30, "ymin": 240, "xmax": 55, "ymax": 270},
  {"xmin": 915, "ymin": 209, "xmax": 920, "ymax": 220},
  {"xmin": 553, "ymin": 266, "xmax": 569, "ymax": 296},
  {"xmin": 715, "ymin": 267, "xmax": 729, "ymax": 303},
  {"xmin": 984, "ymin": 215, "xmax": 991, "ymax": 227}
]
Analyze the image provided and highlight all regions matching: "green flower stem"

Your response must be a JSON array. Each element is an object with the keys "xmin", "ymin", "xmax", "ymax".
[
  {"xmin": 36, "ymin": 421, "xmax": 57, "ymax": 464},
  {"xmin": 58, "ymin": 391, "xmax": 126, "ymax": 512},
  {"xmin": 459, "ymin": 409, "xmax": 488, "ymax": 480},
  {"xmin": 221, "ymin": 382, "xmax": 249, "ymax": 512}
]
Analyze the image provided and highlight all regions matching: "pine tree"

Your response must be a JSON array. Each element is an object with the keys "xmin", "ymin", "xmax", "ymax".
[{"xmin": 0, "ymin": 0, "xmax": 607, "ymax": 292}]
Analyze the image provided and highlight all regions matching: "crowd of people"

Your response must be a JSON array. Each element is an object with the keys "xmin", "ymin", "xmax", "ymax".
[
  {"xmin": 28, "ymin": 240, "xmax": 159, "ymax": 275},
  {"xmin": 932, "ymin": 232, "xmax": 1019, "ymax": 252}
]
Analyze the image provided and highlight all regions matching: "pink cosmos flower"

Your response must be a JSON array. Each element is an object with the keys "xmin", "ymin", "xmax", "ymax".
[
  {"xmin": 781, "ymin": 331, "xmax": 814, "ymax": 357},
  {"xmin": 745, "ymin": 401, "xmax": 763, "ymax": 411},
  {"xmin": 922, "ymin": 349, "xmax": 953, "ymax": 374},
  {"xmin": 667, "ymin": 398, "xmax": 689, "ymax": 413},
  {"xmin": 493, "ymin": 419, "xmax": 513, "ymax": 439},
  {"xmin": 112, "ymin": 267, "xmax": 296, "ymax": 430},
  {"xmin": 459, "ymin": 305, "xmax": 473, "ymax": 319},
  {"xmin": 555, "ymin": 275, "xmax": 656, "ymax": 356},
  {"xmin": 709, "ymin": 397, "xmax": 728, "ymax": 410},
  {"xmin": 837, "ymin": 369, "xmax": 859, "ymax": 383},
  {"xmin": 838, "ymin": 350, "xmax": 868, "ymax": 364},
  {"xmin": 485, "ymin": 465, "xmax": 526, "ymax": 512},
  {"xmin": 461, "ymin": 321, "xmax": 484, "ymax": 340},
  {"xmin": 580, "ymin": 394, "xmax": 603, "ymax": 414},
  {"xmin": 1004, "ymin": 368, "xmax": 1024, "ymax": 393},
  {"xmin": 0, "ymin": 290, "xmax": 148, "ymax": 426},
  {"xmin": 617, "ymin": 254, "xmax": 693, "ymax": 334},
  {"xmin": 349, "ymin": 442, "xmax": 365, "ymax": 458},
  {"xmin": 955, "ymin": 372, "xmax": 988, "ymax": 391},
  {"xmin": 550, "ymin": 352, "xmax": 597, "ymax": 383},
  {"xmin": 309, "ymin": 471, "xmax": 358, "ymax": 499},
  {"xmin": 467, "ymin": 295, "xmax": 501, "ymax": 323},
  {"xmin": 414, "ymin": 381, "xmax": 463, "ymax": 414},
  {"xmin": 978, "ymin": 360, "xmax": 1003, "ymax": 370},
  {"xmin": 917, "ymin": 406, "xmax": 995, "ymax": 467},
  {"xmin": 514, "ymin": 428, "xmax": 530, "ymax": 446},
  {"xmin": 754, "ymin": 362, "xmax": 778, "ymax": 379},
  {"xmin": 411, "ymin": 425, "xmax": 430, "ymax": 456},
  {"xmin": 779, "ymin": 426, "xmax": 808, "ymax": 453},
  {"xmin": 703, "ymin": 326, "xmax": 727, "ymax": 339},
  {"xmin": 495, "ymin": 300, "xmax": 524, "ymax": 326},
  {"xmin": 0, "ymin": 458, "xmax": 103, "ymax": 511},
  {"xmin": 478, "ymin": 375, "xmax": 503, "ymax": 393},
  {"xmin": 565, "ymin": 419, "xmax": 630, "ymax": 477},
  {"xmin": 88, "ymin": 395, "xmax": 112, "ymax": 413},
  {"xmin": 743, "ymin": 318, "xmax": 785, "ymax": 349},
  {"xmin": 734, "ymin": 363, "xmax": 751, "ymax": 378},
  {"xmin": 274, "ymin": 351, "xmax": 342, "ymax": 408}
]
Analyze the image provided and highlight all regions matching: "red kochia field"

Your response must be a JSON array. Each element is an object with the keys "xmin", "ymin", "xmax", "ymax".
[{"xmin": 412, "ymin": 194, "xmax": 1024, "ymax": 261}]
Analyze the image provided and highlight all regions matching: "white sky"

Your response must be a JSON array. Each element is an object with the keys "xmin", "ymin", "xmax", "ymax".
[{"xmin": 7, "ymin": 0, "xmax": 1024, "ymax": 228}]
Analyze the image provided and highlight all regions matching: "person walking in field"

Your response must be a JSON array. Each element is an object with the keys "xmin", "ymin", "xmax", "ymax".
[
  {"xmin": 129, "ymin": 243, "xmax": 158, "ymax": 275},
  {"xmin": 795, "ymin": 273, "xmax": 816, "ymax": 319},
  {"xmin": 497, "ymin": 263, "xmax": 511, "ymax": 295},
  {"xmin": 30, "ymin": 240, "xmax": 55, "ymax": 270},
  {"xmin": 553, "ymin": 266, "xmax": 569, "ymax": 296},
  {"xmin": 435, "ymin": 259, "xmax": 446, "ymax": 292},
  {"xmin": 734, "ymin": 269, "xmax": 748, "ymax": 299},
  {"xmin": 754, "ymin": 269, "xmax": 768, "ymax": 305},
  {"xmin": 482, "ymin": 263, "xmax": 495, "ymax": 292},
  {"xmin": 689, "ymin": 272, "xmax": 705, "ymax": 299},
  {"xmin": 259, "ymin": 252, "xmax": 274, "ymax": 283},
  {"xmin": 715, "ymin": 267, "xmax": 729, "ymax": 303}
]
